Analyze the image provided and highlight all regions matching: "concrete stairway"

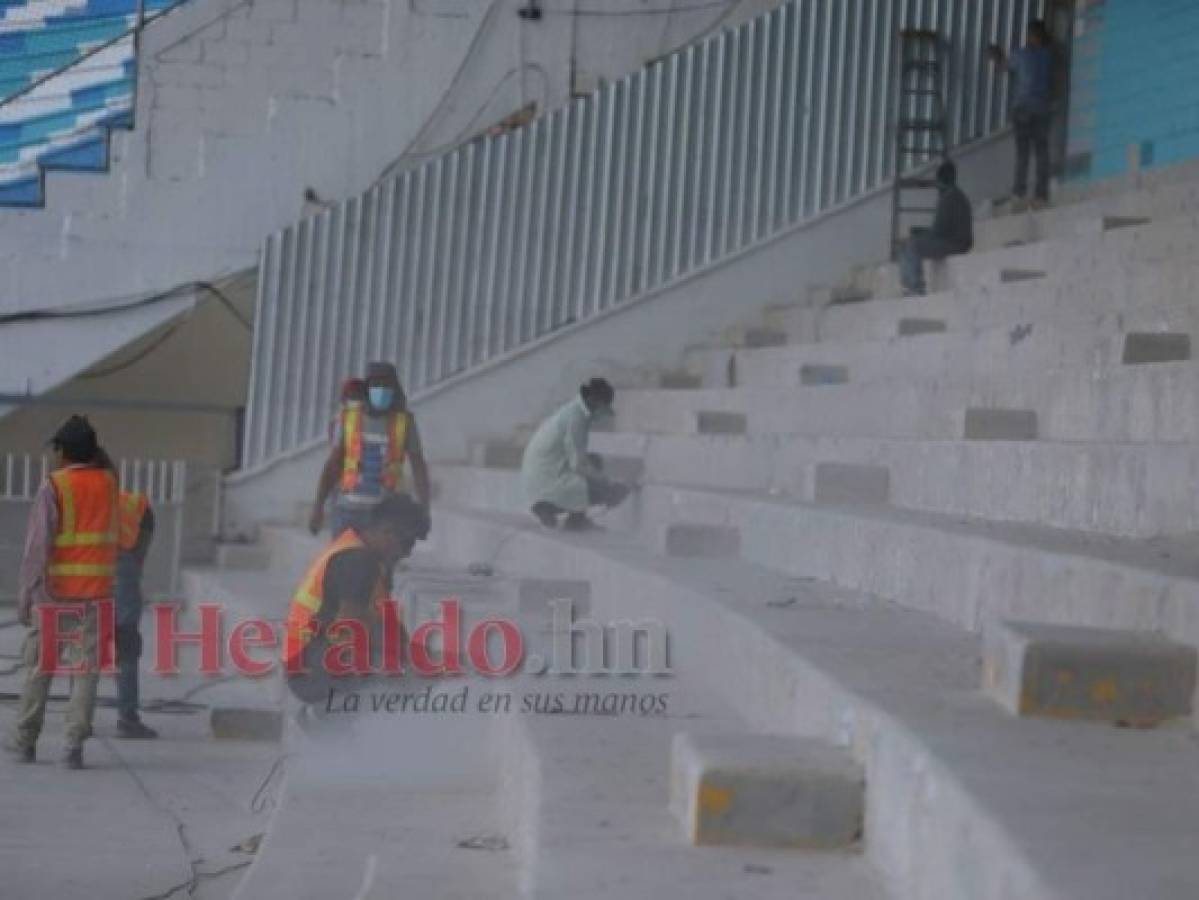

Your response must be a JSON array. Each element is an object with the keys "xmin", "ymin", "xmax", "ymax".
[
  {"xmin": 199, "ymin": 166, "xmax": 1199, "ymax": 897},
  {"xmin": 411, "ymin": 167, "xmax": 1199, "ymax": 897}
]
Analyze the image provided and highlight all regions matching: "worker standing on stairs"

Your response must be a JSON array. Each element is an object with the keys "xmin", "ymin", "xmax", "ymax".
[
  {"xmin": 988, "ymin": 19, "xmax": 1056, "ymax": 211},
  {"xmin": 6, "ymin": 416, "xmax": 117, "ymax": 769},
  {"xmin": 521, "ymin": 377, "xmax": 632, "ymax": 531},
  {"xmin": 286, "ymin": 494, "xmax": 430, "ymax": 707},
  {"xmin": 899, "ymin": 160, "xmax": 973, "ymax": 297},
  {"xmin": 309, "ymin": 362, "xmax": 431, "ymax": 537}
]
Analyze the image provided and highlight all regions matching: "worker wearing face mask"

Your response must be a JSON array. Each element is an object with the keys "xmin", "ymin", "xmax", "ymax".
[{"xmin": 309, "ymin": 362, "xmax": 431, "ymax": 537}]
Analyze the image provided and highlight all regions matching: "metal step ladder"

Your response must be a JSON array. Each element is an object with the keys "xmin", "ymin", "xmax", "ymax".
[{"xmin": 890, "ymin": 28, "xmax": 950, "ymax": 259}]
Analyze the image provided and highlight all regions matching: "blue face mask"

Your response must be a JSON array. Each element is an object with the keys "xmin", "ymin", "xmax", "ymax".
[{"xmin": 368, "ymin": 386, "xmax": 394, "ymax": 410}]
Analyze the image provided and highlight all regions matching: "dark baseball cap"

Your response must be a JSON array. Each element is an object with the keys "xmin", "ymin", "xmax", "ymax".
[
  {"xmin": 581, "ymin": 377, "xmax": 615, "ymax": 412},
  {"xmin": 49, "ymin": 415, "xmax": 99, "ymax": 461}
]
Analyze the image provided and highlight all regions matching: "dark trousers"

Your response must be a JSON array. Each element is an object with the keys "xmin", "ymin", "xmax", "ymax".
[
  {"xmin": 899, "ymin": 229, "xmax": 959, "ymax": 294},
  {"xmin": 1013, "ymin": 110, "xmax": 1051, "ymax": 201},
  {"xmin": 115, "ymin": 588, "xmax": 143, "ymax": 723}
]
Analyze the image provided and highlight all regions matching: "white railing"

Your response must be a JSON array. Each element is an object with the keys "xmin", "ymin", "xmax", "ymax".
[{"xmin": 242, "ymin": 0, "xmax": 1046, "ymax": 472}]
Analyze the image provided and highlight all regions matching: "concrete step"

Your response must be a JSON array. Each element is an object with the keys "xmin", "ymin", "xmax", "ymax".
[
  {"xmin": 612, "ymin": 360, "xmax": 1199, "ymax": 442},
  {"xmin": 430, "ymin": 503, "xmax": 1199, "ymax": 900},
  {"xmin": 687, "ymin": 310, "xmax": 1199, "ymax": 390},
  {"xmin": 852, "ymin": 211, "xmax": 1199, "ymax": 298},
  {"xmin": 973, "ymin": 176, "xmax": 1199, "ymax": 253},
  {"xmin": 769, "ymin": 261, "xmax": 1199, "ymax": 345},
  {"xmin": 632, "ymin": 483, "xmax": 1199, "ymax": 670},
  {"xmin": 588, "ymin": 430, "xmax": 1199, "ymax": 538},
  {"xmin": 499, "ymin": 693, "xmax": 890, "ymax": 899},
  {"xmin": 428, "ymin": 466, "xmax": 1199, "ymax": 672},
  {"xmin": 231, "ymin": 713, "xmax": 512, "ymax": 900}
]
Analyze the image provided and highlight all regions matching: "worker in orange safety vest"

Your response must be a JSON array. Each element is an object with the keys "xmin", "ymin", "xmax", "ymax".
[
  {"xmin": 309, "ymin": 361, "xmax": 430, "ymax": 538},
  {"xmin": 7, "ymin": 416, "xmax": 117, "ymax": 769}
]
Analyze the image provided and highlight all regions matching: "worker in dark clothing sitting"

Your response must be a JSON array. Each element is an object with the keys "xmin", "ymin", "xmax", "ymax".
[{"xmin": 899, "ymin": 160, "xmax": 973, "ymax": 297}]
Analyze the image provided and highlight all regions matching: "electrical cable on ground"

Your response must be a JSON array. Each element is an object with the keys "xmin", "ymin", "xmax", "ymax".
[{"xmin": 249, "ymin": 753, "xmax": 293, "ymax": 814}]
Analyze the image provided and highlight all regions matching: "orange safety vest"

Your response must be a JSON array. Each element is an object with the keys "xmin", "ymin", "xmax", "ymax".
[
  {"xmin": 340, "ymin": 405, "xmax": 410, "ymax": 493},
  {"xmin": 284, "ymin": 529, "xmax": 386, "ymax": 668},
  {"xmin": 118, "ymin": 491, "xmax": 150, "ymax": 552},
  {"xmin": 48, "ymin": 466, "xmax": 119, "ymax": 600}
]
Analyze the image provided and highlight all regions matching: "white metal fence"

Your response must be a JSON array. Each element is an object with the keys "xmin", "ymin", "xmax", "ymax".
[
  {"xmin": 242, "ymin": 0, "xmax": 1046, "ymax": 471},
  {"xmin": 0, "ymin": 454, "xmax": 188, "ymax": 602}
]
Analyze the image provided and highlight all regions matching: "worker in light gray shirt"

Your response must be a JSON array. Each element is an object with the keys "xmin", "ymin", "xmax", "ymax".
[
  {"xmin": 989, "ymin": 19, "xmax": 1055, "ymax": 209},
  {"xmin": 521, "ymin": 378, "xmax": 631, "ymax": 531},
  {"xmin": 899, "ymin": 160, "xmax": 973, "ymax": 296}
]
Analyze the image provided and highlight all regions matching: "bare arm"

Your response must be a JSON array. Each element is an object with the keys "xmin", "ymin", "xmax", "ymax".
[
  {"xmin": 310, "ymin": 445, "xmax": 344, "ymax": 535},
  {"xmin": 405, "ymin": 420, "xmax": 431, "ymax": 509},
  {"xmin": 18, "ymin": 482, "xmax": 57, "ymax": 626}
]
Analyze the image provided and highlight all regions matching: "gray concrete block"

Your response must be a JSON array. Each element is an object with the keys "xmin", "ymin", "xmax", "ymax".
[
  {"xmin": 897, "ymin": 317, "xmax": 947, "ymax": 337},
  {"xmin": 963, "ymin": 408, "xmax": 1039, "ymax": 441},
  {"xmin": 670, "ymin": 732, "xmax": 864, "ymax": 848},
  {"xmin": 743, "ymin": 328, "xmax": 787, "ymax": 348},
  {"xmin": 1122, "ymin": 332, "xmax": 1191, "ymax": 365},
  {"xmin": 812, "ymin": 462, "xmax": 890, "ymax": 505},
  {"xmin": 659, "ymin": 371, "xmax": 702, "ymax": 390},
  {"xmin": 983, "ymin": 619, "xmax": 1197, "ymax": 725},
  {"xmin": 210, "ymin": 707, "xmax": 283, "ymax": 742},
  {"xmin": 799, "ymin": 364, "xmax": 849, "ymax": 386},
  {"xmin": 999, "ymin": 268, "xmax": 1046, "ymax": 283},
  {"xmin": 517, "ymin": 578, "xmax": 592, "ymax": 622},
  {"xmin": 470, "ymin": 439, "xmax": 525, "ymax": 470},
  {"xmin": 662, "ymin": 523, "xmax": 741, "ymax": 559},
  {"xmin": 1101, "ymin": 215, "xmax": 1150, "ymax": 232},
  {"xmin": 598, "ymin": 454, "xmax": 645, "ymax": 484},
  {"xmin": 214, "ymin": 542, "xmax": 272, "ymax": 571},
  {"xmin": 696, "ymin": 411, "xmax": 748, "ymax": 435},
  {"xmin": 829, "ymin": 285, "xmax": 873, "ymax": 305}
]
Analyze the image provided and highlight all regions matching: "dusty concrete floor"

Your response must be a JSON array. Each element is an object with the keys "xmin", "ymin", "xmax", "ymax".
[{"xmin": 0, "ymin": 614, "xmax": 280, "ymax": 900}]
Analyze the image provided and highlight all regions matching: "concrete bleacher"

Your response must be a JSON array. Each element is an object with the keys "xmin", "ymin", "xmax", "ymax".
[{"xmin": 198, "ymin": 166, "xmax": 1199, "ymax": 897}]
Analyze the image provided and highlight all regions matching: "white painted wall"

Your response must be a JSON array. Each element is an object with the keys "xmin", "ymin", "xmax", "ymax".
[
  {"xmin": 222, "ymin": 132, "xmax": 1016, "ymax": 536},
  {"xmin": 0, "ymin": 0, "xmax": 780, "ymax": 312}
]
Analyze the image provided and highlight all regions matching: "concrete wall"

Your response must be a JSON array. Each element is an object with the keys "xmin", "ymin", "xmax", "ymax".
[
  {"xmin": 222, "ymin": 131, "xmax": 1016, "ymax": 536},
  {"xmin": 0, "ymin": 0, "xmax": 780, "ymax": 312},
  {"xmin": 1067, "ymin": 0, "xmax": 1199, "ymax": 181}
]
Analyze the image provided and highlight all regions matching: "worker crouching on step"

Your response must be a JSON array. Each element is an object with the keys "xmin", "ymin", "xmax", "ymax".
[
  {"xmin": 521, "ymin": 377, "xmax": 632, "ymax": 532},
  {"xmin": 284, "ymin": 494, "xmax": 431, "ymax": 711}
]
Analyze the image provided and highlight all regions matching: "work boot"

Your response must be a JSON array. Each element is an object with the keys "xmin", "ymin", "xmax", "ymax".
[
  {"xmin": 62, "ymin": 746, "xmax": 84, "ymax": 770},
  {"xmin": 5, "ymin": 739, "xmax": 35, "ymax": 764},
  {"xmin": 562, "ymin": 513, "xmax": 601, "ymax": 532},
  {"xmin": 116, "ymin": 718, "xmax": 159, "ymax": 740},
  {"xmin": 531, "ymin": 503, "xmax": 559, "ymax": 529}
]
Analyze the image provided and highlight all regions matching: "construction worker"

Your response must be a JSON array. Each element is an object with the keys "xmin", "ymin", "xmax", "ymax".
[
  {"xmin": 988, "ymin": 19, "xmax": 1056, "ymax": 210},
  {"xmin": 309, "ymin": 362, "xmax": 431, "ymax": 537},
  {"xmin": 7, "ymin": 416, "xmax": 118, "ymax": 769},
  {"xmin": 113, "ymin": 486, "xmax": 158, "ymax": 739},
  {"xmin": 286, "ymin": 494, "xmax": 430, "ymax": 705},
  {"xmin": 521, "ymin": 377, "xmax": 632, "ymax": 531}
]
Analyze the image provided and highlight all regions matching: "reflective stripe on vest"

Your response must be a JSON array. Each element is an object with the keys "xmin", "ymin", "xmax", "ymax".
[
  {"xmin": 48, "ymin": 467, "xmax": 118, "ymax": 600},
  {"xmin": 340, "ymin": 407, "xmax": 410, "ymax": 494},
  {"xmin": 285, "ymin": 529, "xmax": 385, "ymax": 665},
  {"xmin": 118, "ymin": 491, "xmax": 150, "ymax": 552}
]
